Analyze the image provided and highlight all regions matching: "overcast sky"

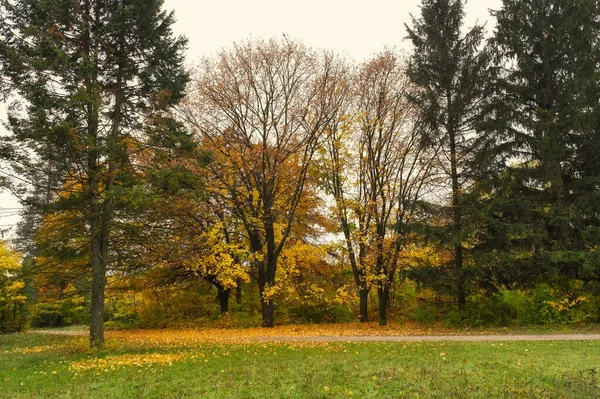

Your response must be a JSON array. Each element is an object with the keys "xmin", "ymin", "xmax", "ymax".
[
  {"xmin": 0, "ymin": 0, "xmax": 503, "ymax": 237},
  {"xmin": 164, "ymin": 0, "xmax": 502, "ymax": 62}
]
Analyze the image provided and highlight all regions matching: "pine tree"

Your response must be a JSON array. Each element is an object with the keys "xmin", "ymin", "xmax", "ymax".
[
  {"xmin": 0, "ymin": 0, "xmax": 188, "ymax": 347},
  {"xmin": 405, "ymin": 0, "xmax": 494, "ymax": 309}
]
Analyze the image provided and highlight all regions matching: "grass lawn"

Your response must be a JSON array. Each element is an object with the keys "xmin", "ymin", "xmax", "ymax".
[{"xmin": 1, "ymin": 327, "xmax": 600, "ymax": 398}]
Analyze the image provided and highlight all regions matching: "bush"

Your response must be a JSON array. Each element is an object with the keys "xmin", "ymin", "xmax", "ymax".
[
  {"xmin": 454, "ymin": 283, "xmax": 600, "ymax": 327},
  {"xmin": 455, "ymin": 295, "xmax": 514, "ymax": 327},
  {"xmin": 287, "ymin": 303, "xmax": 354, "ymax": 323},
  {"xmin": 500, "ymin": 284, "xmax": 580, "ymax": 325},
  {"xmin": 443, "ymin": 310, "xmax": 462, "ymax": 327},
  {"xmin": 412, "ymin": 306, "xmax": 437, "ymax": 325}
]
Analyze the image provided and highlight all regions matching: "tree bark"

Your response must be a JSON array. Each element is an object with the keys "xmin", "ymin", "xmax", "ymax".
[
  {"xmin": 89, "ymin": 210, "xmax": 106, "ymax": 347},
  {"xmin": 359, "ymin": 288, "xmax": 369, "ymax": 322},
  {"xmin": 235, "ymin": 279, "xmax": 242, "ymax": 305},
  {"xmin": 256, "ymin": 253, "xmax": 276, "ymax": 327},
  {"xmin": 378, "ymin": 286, "xmax": 390, "ymax": 326},
  {"xmin": 259, "ymin": 215, "xmax": 278, "ymax": 327},
  {"xmin": 217, "ymin": 287, "xmax": 230, "ymax": 315},
  {"xmin": 455, "ymin": 244, "xmax": 465, "ymax": 309},
  {"xmin": 261, "ymin": 298, "xmax": 274, "ymax": 327},
  {"xmin": 81, "ymin": 0, "xmax": 104, "ymax": 349},
  {"xmin": 448, "ymin": 93, "xmax": 465, "ymax": 311}
]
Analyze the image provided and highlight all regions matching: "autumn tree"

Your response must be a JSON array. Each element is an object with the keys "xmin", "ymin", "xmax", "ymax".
[
  {"xmin": 405, "ymin": 0, "xmax": 494, "ymax": 309},
  {"xmin": 0, "ymin": 0, "xmax": 188, "ymax": 346},
  {"xmin": 0, "ymin": 240, "xmax": 27, "ymax": 332},
  {"xmin": 184, "ymin": 38, "xmax": 346, "ymax": 327},
  {"xmin": 138, "ymin": 190, "xmax": 251, "ymax": 316},
  {"xmin": 319, "ymin": 51, "xmax": 435, "ymax": 324}
]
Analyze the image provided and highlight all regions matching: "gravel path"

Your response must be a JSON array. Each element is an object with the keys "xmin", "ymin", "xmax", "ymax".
[
  {"xmin": 29, "ymin": 330, "xmax": 600, "ymax": 342},
  {"xmin": 252, "ymin": 334, "xmax": 600, "ymax": 342},
  {"xmin": 30, "ymin": 330, "xmax": 88, "ymax": 336}
]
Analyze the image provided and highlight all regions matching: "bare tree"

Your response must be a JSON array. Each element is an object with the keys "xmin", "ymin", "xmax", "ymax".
[{"xmin": 183, "ymin": 37, "xmax": 347, "ymax": 327}]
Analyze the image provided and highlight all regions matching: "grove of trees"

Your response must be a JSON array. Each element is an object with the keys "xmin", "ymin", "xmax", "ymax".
[{"xmin": 1, "ymin": 0, "xmax": 599, "ymax": 345}]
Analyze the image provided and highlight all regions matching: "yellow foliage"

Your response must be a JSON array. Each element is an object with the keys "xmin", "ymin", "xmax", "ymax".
[
  {"xmin": 182, "ymin": 222, "xmax": 251, "ymax": 289},
  {"xmin": 6, "ymin": 280, "xmax": 24, "ymax": 292},
  {"xmin": 334, "ymin": 285, "xmax": 358, "ymax": 306},
  {"xmin": 269, "ymin": 241, "xmax": 346, "ymax": 307},
  {"xmin": 261, "ymin": 283, "xmax": 278, "ymax": 302},
  {"xmin": 545, "ymin": 296, "xmax": 588, "ymax": 312},
  {"xmin": 398, "ymin": 243, "xmax": 445, "ymax": 268},
  {"xmin": 0, "ymin": 241, "xmax": 20, "ymax": 272},
  {"xmin": 0, "ymin": 240, "xmax": 26, "ymax": 329}
]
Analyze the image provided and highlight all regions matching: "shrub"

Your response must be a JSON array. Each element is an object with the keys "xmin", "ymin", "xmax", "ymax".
[
  {"xmin": 412, "ymin": 306, "xmax": 437, "ymax": 325},
  {"xmin": 286, "ymin": 303, "xmax": 354, "ymax": 323},
  {"xmin": 441, "ymin": 282, "xmax": 599, "ymax": 327},
  {"xmin": 456, "ymin": 295, "xmax": 514, "ymax": 327},
  {"xmin": 501, "ymin": 284, "xmax": 569, "ymax": 325}
]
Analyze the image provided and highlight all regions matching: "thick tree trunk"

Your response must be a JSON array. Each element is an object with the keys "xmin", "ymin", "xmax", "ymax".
[
  {"xmin": 359, "ymin": 288, "xmax": 369, "ymax": 322},
  {"xmin": 378, "ymin": 286, "xmax": 390, "ymax": 326},
  {"xmin": 258, "ymin": 221, "xmax": 278, "ymax": 328},
  {"xmin": 261, "ymin": 298, "xmax": 274, "ymax": 327},
  {"xmin": 257, "ymin": 258, "xmax": 276, "ymax": 327},
  {"xmin": 249, "ymin": 233, "xmax": 275, "ymax": 327},
  {"xmin": 217, "ymin": 287, "xmax": 230, "ymax": 315}
]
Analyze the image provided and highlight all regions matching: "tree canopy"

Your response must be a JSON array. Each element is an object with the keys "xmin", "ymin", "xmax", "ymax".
[{"xmin": 1, "ymin": 0, "xmax": 599, "ymax": 336}]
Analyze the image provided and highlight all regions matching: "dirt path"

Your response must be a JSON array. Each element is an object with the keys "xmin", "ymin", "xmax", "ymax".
[{"xmin": 29, "ymin": 330, "xmax": 600, "ymax": 342}]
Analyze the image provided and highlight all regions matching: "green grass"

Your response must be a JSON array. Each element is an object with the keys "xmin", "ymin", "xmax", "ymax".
[{"xmin": 1, "ymin": 332, "xmax": 600, "ymax": 398}]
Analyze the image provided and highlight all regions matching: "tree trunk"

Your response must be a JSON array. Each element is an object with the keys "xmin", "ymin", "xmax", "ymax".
[
  {"xmin": 89, "ymin": 220, "xmax": 106, "ymax": 347},
  {"xmin": 88, "ymin": 150, "xmax": 106, "ymax": 348},
  {"xmin": 359, "ymin": 288, "xmax": 369, "ymax": 322},
  {"xmin": 378, "ymin": 286, "xmax": 390, "ymax": 326},
  {"xmin": 217, "ymin": 287, "xmax": 230, "ymax": 315},
  {"xmin": 257, "ymin": 258, "xmax": 276, "ymax": 327},
  {"xmin": 235, "ymin": 280, "xmax": 242, "ymax": 305},
  {"xmin": 448, "ymin": 98, "xmax": 465, "ymax": 311},
  {"xmin": 83, "ymin": 0, "xmax": 105, "ymax": 349},
  {"xmin": 259, "ymin": 221, "xmax": 277, "ymax": 327},
  {"xmin": 261, "ymin": 298, "xmax": 274, "ymax": 327},
  {"xmin": 455, "ymin": 244, "xmax": 466, "ymax": 310}
]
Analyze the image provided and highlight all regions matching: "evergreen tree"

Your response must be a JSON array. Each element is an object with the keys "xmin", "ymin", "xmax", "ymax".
[
  {"xmin": 0, "ymin": 0, "xmax": 188, "ymax": 347},
  {"xmin": 483, "ymin": 0, "xmax": 600, "ymax": 285},
  {"xmin": 405, "ymin": 0, "xmax": 495, "ymax": 308}
]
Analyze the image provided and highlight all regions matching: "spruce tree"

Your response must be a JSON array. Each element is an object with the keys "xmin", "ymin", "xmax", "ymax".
[
  {"xmin": 0, "ymin": 0, "xmax": 188, "ymax": 347},
  {"xmin": 485, "ymin": 0, "xmax": 600, "ymax": 284},
  {"xmin": 405, "ymin": 0, "xmax": 494, "ymax": 308}
]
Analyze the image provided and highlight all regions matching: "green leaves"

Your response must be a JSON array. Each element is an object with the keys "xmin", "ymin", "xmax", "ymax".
[{"xmin": 482, "ymin": 0, "xmax": 600, "ymax": 283}]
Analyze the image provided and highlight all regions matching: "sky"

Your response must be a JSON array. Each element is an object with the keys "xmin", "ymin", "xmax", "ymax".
[
  {"xmin": 0, "ymin": 0, "xmax": 503, "ymax": 237},
  {"xmin": 163, "ymin": 0, "xmax": 502, "ymax": 62}
]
